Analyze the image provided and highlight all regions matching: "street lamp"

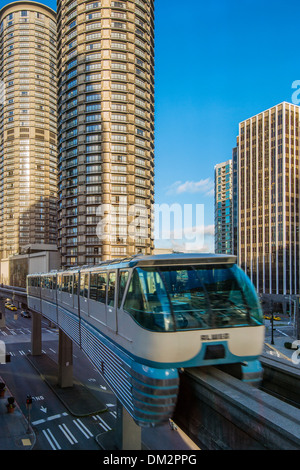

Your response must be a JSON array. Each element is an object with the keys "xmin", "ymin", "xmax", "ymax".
[
  {"xmin": 270, "ymin": 312, "xmax": 274, "ymax": 345},
  {"xmin": 285, "ymin": 295, "xmax": 297, "ymax": 337}
]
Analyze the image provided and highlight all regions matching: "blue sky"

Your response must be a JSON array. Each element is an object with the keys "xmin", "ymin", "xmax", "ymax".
[{"xmin": 1, "ymin": 0, "xmax": 300, "ymax": 252}]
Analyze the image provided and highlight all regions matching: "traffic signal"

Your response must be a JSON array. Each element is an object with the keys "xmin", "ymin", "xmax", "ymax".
[{"xmin": 26, "ymin": 395, "xmax": 32, "ymax": 408}]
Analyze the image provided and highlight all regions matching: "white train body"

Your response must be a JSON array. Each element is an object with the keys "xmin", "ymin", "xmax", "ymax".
[{"xmin": 27, "ymin": 253, "xmax": 265, "ymax": 426}]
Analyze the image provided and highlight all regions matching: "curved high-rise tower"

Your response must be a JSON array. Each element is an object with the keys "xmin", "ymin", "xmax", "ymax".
[
  {"xmin": 57, "ymin": 0, "xmax": 155, "ymax": 266},
  {"xmin": 0, "ymin": 1, "xmax": 57, "ymax": 259}
]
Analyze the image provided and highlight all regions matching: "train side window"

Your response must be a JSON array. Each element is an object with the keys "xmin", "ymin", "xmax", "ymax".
[
  {"xmin": 80, "ymin": 273, "xmax": 89, "ymax": 298},
  {"xmin": 84, "ymin": 273, "xmax": 89, "ymax": 297},
  {"xmin": 68, "ymin": 276, "xmax": 73, "ymax": 294},
  {"xmin": 62, "ymin": 275, "xmax": 68, "ymax": 292},
  {"xmin": 51, "ymin": 276, "xmax": 56, "ymax": 290},
  {"xmin": 124, "ymin": 269, "xmax": 174, "ymax": 332},
  {"xmin": 57, "ymin": 275, "xmax": 62, "ymax": 291},
  {"xmin": 107, "ymin": 272, "xmax": 116, "ymax": 307},
  {"xmin": 80, "ymin": 274, "xmax": 85, "ymax": 297},
  {"xmin": 90, "ymin": 273, "xmax": 98, "ymax": 300},
  {"xmin": 96, "ymin": 272, "xmax": 107, "ymax": 303},
  {"xmin": 118, "ymin": 270, "xmax": 129, "ymax": 308}
]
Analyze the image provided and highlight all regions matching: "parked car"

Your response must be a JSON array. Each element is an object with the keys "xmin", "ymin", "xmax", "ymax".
[
  {"xmin": 8, "ymin": 305, "xmax": 17, "ymax": 311},
  {"xmin": 21, "ymin": 311, "xmax": 31, "ymax": 318},
  {"xmin": 5, "ymin": 303, "xmax": 15, "ymax": 310},
  {"xmin": 263, "ymin": 313, "xmax": 281, "ymax": 321}
]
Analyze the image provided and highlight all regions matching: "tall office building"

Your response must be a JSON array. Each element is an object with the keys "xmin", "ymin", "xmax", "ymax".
[
  {"xmin": 0, "ymin": 1, "xmax": 58, "ymax": 259},
  {"xmin": 232, "ymin": 146, "xmax": 238, "ymax": 256},
  {"xmin": 57, "ymin": 0, "xmax": 155, "ymax": 266},
  {"xmin": 214, "ymin": 159, "xmax": 233, "ymax": 254},
  {"xmin": 237, "ymin": 102, "xmax": 300, "ymax": 296}
]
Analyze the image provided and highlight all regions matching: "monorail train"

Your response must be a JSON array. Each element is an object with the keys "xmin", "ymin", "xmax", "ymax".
[{"xmin": 27, "ymin": 253, "xmax": 265, "ymax": 427}]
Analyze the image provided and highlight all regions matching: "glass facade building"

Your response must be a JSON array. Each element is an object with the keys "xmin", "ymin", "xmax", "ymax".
[
  {"xmin": 237, "ymin": 102, "xmax": 300, "ymax": 296},
  {"xmin": 0, "ymin": 1, "xmax": 58, "ymax": 259},
  {"xmin": 214, "ymin": 159, "xmax": 233, "ymax": 254},
  {"xmin": 57, "ymin": 0, "xmax": 155, "ymax": 266}
]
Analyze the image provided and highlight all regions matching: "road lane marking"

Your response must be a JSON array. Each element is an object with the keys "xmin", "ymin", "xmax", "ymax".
[
  {"xmin": 59, "ymin": 423, "xmax": 78, "ymax": 444},
  {"xmin": 93, "ymin": 414, "xmax": 111, "ymax": 431},
  {"xmin": 43, "ymin": 429, "xmax": 61, "ymax": 450},
  {"xmin": 7, "ymin": 329, "xmax": 16, "ymax": 335},
  {"xmin": 73, "ymin": 418, "xmax": 93, "ymax": 438},
  {"xmin": 32, "ymin": 412, "xmax": 68, "ymax": 425},
  {"xmin": 32, "ymin": 419, "xmax": 46, "ymax": 425},
  {"xmin": 48, "ymin": 414, "xmax": 63, "ymax": 421}
]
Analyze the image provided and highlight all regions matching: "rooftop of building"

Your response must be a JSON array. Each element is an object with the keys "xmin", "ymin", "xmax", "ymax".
[{"xmin": 0, "ymin": 1, "xmax": 56, "ymax": 18}]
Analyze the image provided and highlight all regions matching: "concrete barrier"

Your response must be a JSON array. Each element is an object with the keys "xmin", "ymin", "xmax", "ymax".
[
  {"xmin": 261, "ymin": 354, "xmax": 300, "ymax": 408},
  {"xmin": 174, "ymin": 367, "xmax": 300, "ymax": 450}
]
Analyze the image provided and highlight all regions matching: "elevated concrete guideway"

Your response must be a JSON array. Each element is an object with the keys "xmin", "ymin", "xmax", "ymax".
[
  {"xmin": 0, "ymin": 285, "xmax": 81, "ymax": 391},
  {"xmin": 0, "ymin": 284, "xmax": 142, "ymax": 450},
  {"xmin": 2, "ymin": 284, "xmax": 300, "ymax": 450},
  {"xmin": 0, "ymin": 285, "xmax": 27, "ymax": 305},
  {"xmin": 0, "ymin": 284, "xmax": 73, "ymax": 388}
]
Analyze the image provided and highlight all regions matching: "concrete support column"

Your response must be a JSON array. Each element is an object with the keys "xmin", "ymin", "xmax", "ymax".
[
  {"xmin": 283, "ymin": 300, "xmax": 287, "ymax": 315},
  {"xmin": 31, "ymin": 311, "xmax": 42, "ymax": 356},
  {"xmin": 58, "ymin": 329, "xmax": 73, "ymax": 388},
  {"xmin": 0, "ymin": 311, "xmax": 5, "ymax": 328},
  {"xmin": 115, "ymin": 400, "xmax": 141, "ymax": 450}
]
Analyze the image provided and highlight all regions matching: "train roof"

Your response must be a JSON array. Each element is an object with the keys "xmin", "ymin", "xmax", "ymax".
[
  {"xmin": 27, "ymin": 253, "xmax": 237, "ymax": 277},
  {"xmin": 128, "ymin": 252, "xmax": 237, "ymax": 267}
]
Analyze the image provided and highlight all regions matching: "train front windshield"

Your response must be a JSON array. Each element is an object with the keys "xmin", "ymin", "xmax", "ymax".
[{"xmin": 123, "ymin": 264, "xmax": 263, "ymax": 332}]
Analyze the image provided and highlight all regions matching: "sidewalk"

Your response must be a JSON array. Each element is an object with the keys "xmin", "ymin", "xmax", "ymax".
[
  {"xmin": 264, "ymin": 319, "xmax": 299, "ymax": 364},
  {"xmin": 0, "ymin": 353, "xmax": 107, "ymax": 451},
  {"xmin": 26, "ymin": 353, "xmax": 107, "ymax": 416},
  {"xmin": 0, "ymin": 376, "xmax": 35, "ymax": 450},
  {"xmin": 0, "ymin": 323, "xmax": 298, "ymax": 451}
]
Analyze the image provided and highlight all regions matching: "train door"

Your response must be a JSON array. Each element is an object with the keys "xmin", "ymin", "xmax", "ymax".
[
  {"xmin": 57, "ymin": 274, "xmax": 62, "ymax": 305},
  {"xmin": 106, "ymin": 270, "xmax": 117, "ymax": 331},
  {"xmin": 73, "ymin": 272, "xmax": 79, "ymax": 314},
  {"xmin": 79, "ymin": 272, "xmax": 89, "ymax": 316},
  {"xmin": 116, "ymin": 269, "xmax": 130, "ymax": 339}
]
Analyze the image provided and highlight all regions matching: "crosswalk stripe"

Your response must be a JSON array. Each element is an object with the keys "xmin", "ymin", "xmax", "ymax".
[
  {"xmin": 73, "ymin": 419, "xmax": 93, "ymax": 438},
  {"xmin": 42, "ymin": 429, "xmax": 61, "ymax": 450},
  {"xmin": 59, "ymin": 423, "xmax": 78, "ymax": 444},
  {"xmin": 93, "ymin": 414, "xmax": 111, "ymax": 431}
]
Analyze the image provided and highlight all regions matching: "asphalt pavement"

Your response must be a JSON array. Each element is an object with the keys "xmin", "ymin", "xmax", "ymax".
[
  {"xmin": 264, "ymin": 316, "xmax": 299, "ymax": 364},
  {"xmin": 0, "ymin": 315, "xmax": 298, "ymax": 451}
]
